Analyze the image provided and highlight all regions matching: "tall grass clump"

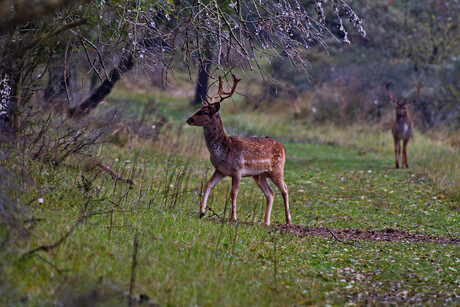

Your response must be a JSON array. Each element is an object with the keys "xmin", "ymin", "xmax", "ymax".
[{"xmin": 410, "ymin": 133, "xmax": 460, "ymax": 202}]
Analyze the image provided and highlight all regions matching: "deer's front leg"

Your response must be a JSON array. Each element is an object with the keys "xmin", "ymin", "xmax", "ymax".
[
  {"xmin": 403, "ymin": 139, "xmax": 409, "ymax": 168},
  {"xmin": 200, "ymin": 170, "xmax": 225, "ymax": 218},
  {"xmin": 230, "ymin": 175, "xmax": 241, "ymax": 222},
  {"xmin": 394, "ymin": 138, "xmax": 400, "ymax": 168}
]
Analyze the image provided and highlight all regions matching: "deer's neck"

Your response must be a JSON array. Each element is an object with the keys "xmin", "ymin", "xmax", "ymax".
[
  {"xmin": 396, "ymin": 113, "xmax": 409, "ymax": 120},
  {"xmin": 203, "ymin": 114, "xmax": 229, "ymax": 154}
]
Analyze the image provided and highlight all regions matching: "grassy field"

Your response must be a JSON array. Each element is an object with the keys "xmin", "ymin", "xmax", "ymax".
[{"xmin": 1, "ymin": 86, "xmax": 459, "ymax": 306}]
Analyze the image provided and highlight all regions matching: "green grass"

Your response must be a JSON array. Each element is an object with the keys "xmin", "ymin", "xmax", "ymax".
[
  {"xmin": 220, "ymin": 103, "xmax": 460, "ymax": 201},
  {"xmin": 1, "ymin": 88, "xmax": 459, "ymax": 306}
]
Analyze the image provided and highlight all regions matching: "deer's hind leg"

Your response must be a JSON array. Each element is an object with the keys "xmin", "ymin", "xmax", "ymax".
[
  {"xmin": 270, "ymin": 174, "xmax": 292, "ymax": 225},
  {"xmin": 254, "ymin": 175, "xmax": 275, "ymax": 225}
]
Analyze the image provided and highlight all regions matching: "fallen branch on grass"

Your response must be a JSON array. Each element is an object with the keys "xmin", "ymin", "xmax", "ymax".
[
  {"xmin": 206, "ymin": 205, "xmax": 222, "ymax": 219},
  {"xmin": 19, "ymin": 209, "xmax": 159, "ymax": 261},
  {"xmin": 325, "ymin": 228, "xmax": 356, "ymax": 246},
  {"xmin": 20, "ymin": 216, "xmax": 83, "ymax": 259},
  {"xmin": 442, "ymin": 225, "xmax": 460, "ymax": 243},
  {"xmin": 19, "ymin": 210, "xmax": 115, "ymax": 260},
  {"xmin": 93, "ymin": 158, "xmax": 137, "ymax": 186}
]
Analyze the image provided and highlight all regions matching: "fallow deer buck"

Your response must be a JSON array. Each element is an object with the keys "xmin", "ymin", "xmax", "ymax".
[
  {"xmin": 386, "ymin": 83, "xmax": 421, "ymax": 168},
  {"xmin": 186, "ymin": 75, "xmax": 292, "ymax": 225}
]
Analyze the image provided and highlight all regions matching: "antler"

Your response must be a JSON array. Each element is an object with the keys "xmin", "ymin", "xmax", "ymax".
[
  {"xmin": 203, "ymin": 75, "xmax": 241, "ymax": 106},
  {"xmin": 220, "ymin": 74, "xmax": 241, "ymax": 100},
  {"xmin": 202, "ymin": 76, "xmax": 223, "ymax": 106},
  {"xmin": 407, "ymin": 83, "xmax": 422, "ymax": 104},
  {"xmin": 386, "ymin": 83, "xmax": 397, "ymax": 104}
]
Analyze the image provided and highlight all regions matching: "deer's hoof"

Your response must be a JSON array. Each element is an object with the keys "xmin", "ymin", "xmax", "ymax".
[{"xmin": 199, "ymin": 212, "xmax": 205, "ymax": 219}]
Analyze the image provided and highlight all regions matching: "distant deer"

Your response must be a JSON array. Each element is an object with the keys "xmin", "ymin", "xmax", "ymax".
[
  {"xmin": 386, "ymin": 83, "xmax": 421, "ymax": 168},
  {"xmin": 186, "ymin": 75, "xmax": 291, "ymax": 225}
]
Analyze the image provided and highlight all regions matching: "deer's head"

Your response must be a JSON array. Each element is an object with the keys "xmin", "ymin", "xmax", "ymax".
[
  {"xmin": 186, "ymin": 103, "xmax": 221, "ymax": 127},
  {"xmin": 386, "ymin": 83, "xmax": 421, "ymax": 118},
  {"xmin": 186, "ymin": 75, "xmax": 241, "ymax": 127}
]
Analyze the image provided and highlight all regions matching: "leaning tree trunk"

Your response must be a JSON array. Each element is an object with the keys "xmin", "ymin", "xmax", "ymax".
[
  {"xmin": 70, "ymin": 53, "xmax": 134, "ymax": 118},
  {"xmin": 193, "ymin": 60, "xmax": 211, "ymax": 105},
  {"xmin": 193, "ymin": 42, "xmax": 212, "ymax": 105}
]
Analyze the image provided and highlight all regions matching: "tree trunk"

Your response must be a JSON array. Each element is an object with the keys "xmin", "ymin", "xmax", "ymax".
[
  {"xmin": 44, "ymin": 65, "xmax": 67, "ymax": 104},
  {"xmin": 193, "ymin": 60, "xmax": 211, "ymax": 105},
  {"xmin": 70, "ymin": 53, "xmax": 134, "ymax": 118}
]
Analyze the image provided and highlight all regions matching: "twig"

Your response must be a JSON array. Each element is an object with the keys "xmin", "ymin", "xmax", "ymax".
[
  {"xmin": 213, "ymin": 189, "xmax": 230, "ymax": 260},
  {"xmin": 99, "ymin": 225, "xmax": 133, "ymax": 229},
  {"xmin": 16, "ymin": 18, "xmax": 87, "ymax": 58},
  {"xmin": 227, "ymin": 221, "xmax": 239, "ymax": 272},
  {"xmin": 80, "ymin": 38, "xmax": 105, "ymax": 84},
  {"xmin": 206, "ymin": 205, "xmax": 222, "ymax": 219},
  {"xmin": 128, "ymin": 230, "xmax": 139, "ymax": 307},
  {"xmin": 94, "ymin": 158, "xmax": 137, "ymax": 186},
  {"xmin": 23, "ymin": 217, "xmax": 46, "ymax": 224},
  {"xmin": 20, "ymin": 216, "xmax": 83, "ymax": 259},
  {"xmin": 36, "ymin": 254, "xmax": 69, "ymax": 275},
  {"xmin": 272, "ymin": 231, "xmax": 277, "ymax": 281},
  {"xmin": 109, "ymin": 207, "xmax": 114, "ymax": 241},
  {"xmin": 442, "ymin": 225, "xmax": 460, "ymax": 243},
  {"xmin": 109, "ymin": 199, "xmax": 121, "ymax": 208},
  {"xmin": 325, "ymin": 227, "xmax": 355, "ymax": 246},
  {"xmin": 19, "ymin": 210, "xmax": 116, "ymax": 260}
]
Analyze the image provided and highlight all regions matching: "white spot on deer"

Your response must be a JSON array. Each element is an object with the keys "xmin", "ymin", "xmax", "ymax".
[
  {"xmin": 253, "ymin": 159, "xmax": 270, "ymax": 164},
  {"xmin": 241, "ymin": 159, "xmax": 271, "ymax": 176},
  {"xmin": 402, "ymin": 123, "xmax": 408, "ymax": 135},
  {"xmin": 241, "ymin": 168, "xmax": 266, "ymax": 176}
]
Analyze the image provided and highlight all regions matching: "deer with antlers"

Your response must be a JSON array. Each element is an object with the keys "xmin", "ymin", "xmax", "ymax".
[
  {"xmin": 186, "ymin": 75, "xmax": 291, "ymax": 225},
  {"xmin": 386, "ymin": 83, "xmax": 421, "ymax": 168}
]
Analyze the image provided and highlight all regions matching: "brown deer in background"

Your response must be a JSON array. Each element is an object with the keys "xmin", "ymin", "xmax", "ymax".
[
  {"xmin": 186, "ymin": 75, "xmax": 292, "ymax": 225},
  {"xmin": 386, "ymin": 83, "xmax": 421, "ymax": 168}
]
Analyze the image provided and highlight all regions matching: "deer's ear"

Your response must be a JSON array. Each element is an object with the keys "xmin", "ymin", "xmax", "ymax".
[{"xmin": 210, "ymin": 102, "xmax": 220, "ymax": 114}]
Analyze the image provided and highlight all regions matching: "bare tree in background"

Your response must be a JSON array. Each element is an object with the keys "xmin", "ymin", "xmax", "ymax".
[{"xmin": 0, "ymin": 0, "xmax": 366, "ymax": 132}]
